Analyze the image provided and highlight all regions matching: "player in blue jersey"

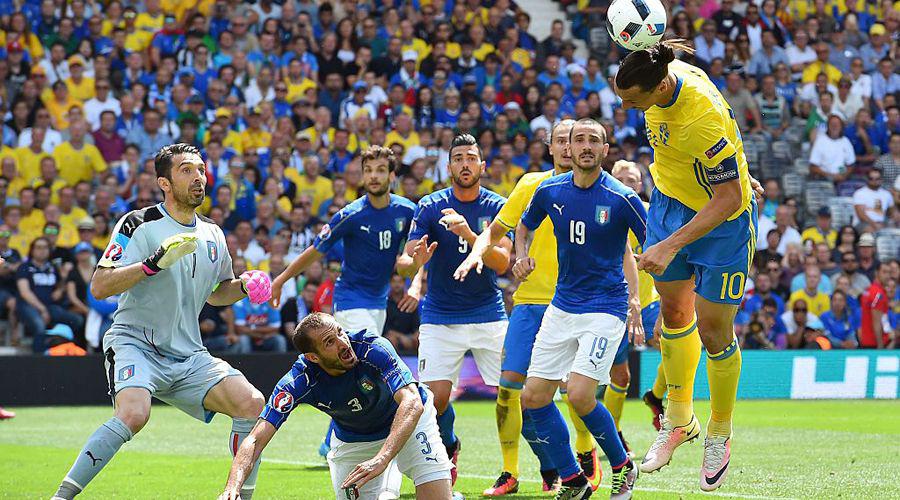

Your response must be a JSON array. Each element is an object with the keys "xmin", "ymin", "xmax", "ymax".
[
  {"xmin": 270, "ymin": 145, "xmax": 419, "ymax": 467},
  {"xmin": 219, "ymin": 312, "xmax": 453, "ymax": 500},
  {"xmin": 397, "ymin": 134, "xmax": 512, "ymax": 485},
  {"xmin": 518, "ymin": 119, "xmax": 647, "ymax": 500}
]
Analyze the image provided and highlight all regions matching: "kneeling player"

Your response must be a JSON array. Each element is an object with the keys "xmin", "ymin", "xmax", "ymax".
[{"xmin": 220, "ymin": 312, "xmax": 454, "ymax": 500}]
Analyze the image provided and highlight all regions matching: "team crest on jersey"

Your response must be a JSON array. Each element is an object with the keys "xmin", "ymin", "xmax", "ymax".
[
  {"xmin": 272, "ymin": 390, "xmax": 294, "ymax": 413},
  {"xmin": 478, "ymin": 217, "xmax": 491, "ymax": 232},
  {"xmin": 658, "ymin": 123, "xmax": 669, "ymax": 145},
  {"xmin": 395, "ymin": 218, "xmax": 406, "ymax": 233},
  {"xmin": 595, "ymin": 205, "xmax": 611, "ymax": 225},
  {"xmin": 360, "ymin": 376, "xmax": 375, "ymax": 392},
  {"xmin": 118, "ymin": 365, "xmax": 134, "ymax": 381},
  {"xmin": 207, "ymin": 241, "xmax": 218, "ymax": 263},
  {"xmin": 104, "ymin": 242, "xmax": 124, "ymax": 262}
]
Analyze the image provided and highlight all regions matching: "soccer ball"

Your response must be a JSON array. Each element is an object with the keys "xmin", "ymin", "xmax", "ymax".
[{"xmin": 606, "ymin": 0, "xmax": 668, "ymax": 51}]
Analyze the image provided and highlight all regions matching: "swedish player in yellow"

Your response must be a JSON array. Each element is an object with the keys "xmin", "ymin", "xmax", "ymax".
[
  {"xmin": 609, "ymin": 161, "xmax": 664, "ymax": 448},
  {"xmin": 454, "ymin": 120, "xmax": 603, "ymax": 496},
  {"xmin": 614, "ymin": 40, "xmax": 758, "ymax": 492}
]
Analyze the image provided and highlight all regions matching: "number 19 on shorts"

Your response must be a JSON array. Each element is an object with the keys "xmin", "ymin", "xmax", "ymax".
[{"xmin": 719, "ymin": 271, "xmax": 745, "ymax": 301}]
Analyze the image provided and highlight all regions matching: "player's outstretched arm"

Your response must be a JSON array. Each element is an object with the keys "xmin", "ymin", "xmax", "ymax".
[
  {"xmin": 622, "ymin": 243, "xmax": 644, "ymax": 345},
  {"xmin": 91, "ymin": 264, "xmax": 150, "ymax": 300},
  {"xmin": 638, "ymin": 178, "xmax": 743, "ymax": 276},
  {"xmin": 220, "ymin": 420, "xmax": 277, "ymax": 500},
  {"xmin": 270, "ymin": 245, "xmax": 323, "ymax": 308},
  {"xmin": 397, "ymin": 236, "xmax": 437, "ymax": 278},
  {"xmin": 93, "ymin": 232, "xmax": 199, "ymax": 299},
  {"xmin": 341, "ymin": 384, "xmax": 424, "ymax": 490},
  {"xmin": 454, "ymin": 219, "xmax": 509, "ymax": 280}
]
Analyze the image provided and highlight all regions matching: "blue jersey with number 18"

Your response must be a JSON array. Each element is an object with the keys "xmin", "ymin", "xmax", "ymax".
[
  {"xmin": 521, "ymin": 171, "xmax": 648, "ymax": 318},
  {"xmin": 408, "ymin": 187, "xmax": 507, "ymax": 325}
]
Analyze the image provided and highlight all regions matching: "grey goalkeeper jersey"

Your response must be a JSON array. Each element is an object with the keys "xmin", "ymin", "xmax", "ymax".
[{"xmin": 98, "ymin": 203, "xmax": 234, "ymax": 359}]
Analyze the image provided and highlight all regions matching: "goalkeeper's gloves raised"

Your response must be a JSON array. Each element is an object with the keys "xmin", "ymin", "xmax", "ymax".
[{"xmin": 142, "ymin": 233, "xmax": 198, "ymax": 276}]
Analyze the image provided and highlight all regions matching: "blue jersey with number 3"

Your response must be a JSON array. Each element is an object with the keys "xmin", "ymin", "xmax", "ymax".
[
  {"xmin": 313, "ymin": 195, "xmax": 416, "ymax": 311},
  {"xmin": 408, "ymin": 187, "xmax": 508, "ymax": 325},
  {"xmin": 521, "ymin": 171, "xmax": 648, "ymax": 318},
  {"xmin": 260, "ymin": 330, "xmax": 426, "ymax": 442}
]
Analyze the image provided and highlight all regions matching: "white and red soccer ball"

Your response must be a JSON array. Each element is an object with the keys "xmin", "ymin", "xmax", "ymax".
[{"xmin": 606, "ymin": 0, "xmax": 668, "ymax": 51}]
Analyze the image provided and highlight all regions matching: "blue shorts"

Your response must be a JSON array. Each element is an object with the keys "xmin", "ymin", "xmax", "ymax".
[
  {"xmin": 646, "ymin": 189, "xmax": 758, "ymax": 305},
  {"xmin": 501, "ymin": 304, "xmax": 548, "ymax": 376}
]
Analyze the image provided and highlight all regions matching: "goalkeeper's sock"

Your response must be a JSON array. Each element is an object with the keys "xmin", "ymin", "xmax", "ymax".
[
  {"xmin": 706, "ymin": 338, "xmax": 741, "ymax": 438},
  {"xmin": 578, "ymin": 402, "xmax": 627, "ymax": 468},
  {"xmin": 661, "ymin": 317, "xmax": 702, "ymax": 427},
  {"xmin": 231, "ymin": 418, "xmax": 261, "ymax": 500},
  {"xmin": 521, "ymin": 408, "xmax": 555, "ymax": 471},
  {"xmin": 436, "ymin": 402, "xmax": 457, "ymax": 449},
  {"xmin": 652, "ymin": 361, "xmax": 667, "ymax": 400},
  {"xmin": 496, "ymin": 379, "xmax": 523, "ymax": 477},
  {"xmin": 562, "ymin": 391, "xmax": 594, "ymax": 454},
  {"xmin": 526, "ymin": 403, "xmax": 579, "ymax": 479},
  {"xmin": 56, "ymin": 417, "xmax": 133, "ymax": 498},
  {"xmin": 603, "ymin": 381, "xmax": 629, "ymax": 430}
]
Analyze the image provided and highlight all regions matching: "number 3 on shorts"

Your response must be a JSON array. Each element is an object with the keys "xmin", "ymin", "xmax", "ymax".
[
  {"xmin": 416, "ymin": 431, "xmax": 432, "ymax": 455},
  {"xmin": 719, "ymin": 271, "xmax": 745, "ymax": 301}
]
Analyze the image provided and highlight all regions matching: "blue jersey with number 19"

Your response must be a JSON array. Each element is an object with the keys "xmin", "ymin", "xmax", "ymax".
[
  {"xmin": 521, "ymin": 171, "xmax": 647, "ymax": 319},
  {"xmin": 408, "ymin": 187, "xmax": 507, "ymax": 325}
]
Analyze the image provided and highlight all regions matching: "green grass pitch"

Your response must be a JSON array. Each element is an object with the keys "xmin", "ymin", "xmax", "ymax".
[{"xmin": 1, "ymin": 400, "xmax": 897, "ymax": 499}]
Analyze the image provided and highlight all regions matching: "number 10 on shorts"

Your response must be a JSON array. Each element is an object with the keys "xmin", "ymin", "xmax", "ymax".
[{"xmin": 719, "ymin": 271, "xmax": 745, "ymax": 301}]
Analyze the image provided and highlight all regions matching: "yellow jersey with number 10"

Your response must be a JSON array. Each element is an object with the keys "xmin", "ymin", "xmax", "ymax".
[
  {"xmin": 496, "ymin": 171, "xmax": 557, "ymax": 305},
  {"xmin": 644, "ymin": 60, "xmax": 752, "ymax": 221}
]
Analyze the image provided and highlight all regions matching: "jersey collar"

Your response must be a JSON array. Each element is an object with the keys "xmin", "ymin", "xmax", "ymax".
[
  {"xmin": 658, "ymin": 76, "xmax": 683, "ymax": 109},
  {"xmin": 158, "ymin": 202, "xmax": 197, "ymax": 228}
]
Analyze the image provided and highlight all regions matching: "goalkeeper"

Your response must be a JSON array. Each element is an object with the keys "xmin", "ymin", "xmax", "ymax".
[{"xmin": 52, "ymin": 144, "xmax": 273, "ymax": 500}]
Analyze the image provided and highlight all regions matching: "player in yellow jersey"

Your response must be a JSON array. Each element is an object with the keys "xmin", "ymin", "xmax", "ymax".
[
  {"xmin": 454, "ymin": 120, "xmax": 603, "ymax": 496},
  {"xmin": 614, "ymin": 40, "xmax": 758, "ymax": 492},
  {"xmin": 609, "ymin": 161, "xmax": 664, "ymax": 448}
]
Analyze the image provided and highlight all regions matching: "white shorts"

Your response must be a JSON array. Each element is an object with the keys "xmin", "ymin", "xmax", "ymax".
[
  {"xmin": 334, "ymin": 308, "xmax": 387, "ymax": 335},
  {"xmin": 417, "ymin": 321, "xmax": 506, "ymax": 386},
  {"xmin": 528, "ymin": 304, "xmax": 625, "ymax": 385},
  {"xmin": 326, "ymin": 389, "xmax": 452, "ymax": 499}
]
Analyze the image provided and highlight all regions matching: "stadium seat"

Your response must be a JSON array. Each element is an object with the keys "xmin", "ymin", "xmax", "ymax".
[{"xmin": 875, "ymin": 229, "xmax": 900, "ymax": 263}]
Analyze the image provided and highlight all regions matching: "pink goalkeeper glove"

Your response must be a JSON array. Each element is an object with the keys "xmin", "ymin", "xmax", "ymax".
[{"xmin": 240, "ymin": 270, "xmax": 272, "ymax": 305}]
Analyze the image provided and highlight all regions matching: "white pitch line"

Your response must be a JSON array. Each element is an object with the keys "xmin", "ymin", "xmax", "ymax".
[{"xmin": 262, "ymin": 458, "xmax": 797, "ymax": 500}]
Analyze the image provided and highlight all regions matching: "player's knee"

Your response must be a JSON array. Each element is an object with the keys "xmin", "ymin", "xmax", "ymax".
[
  {"xmin": 610, "ymin": 364, "xmax": 630, "ymax": 388},
  {"xmin": 116, "ymin": 405, "xmax": 150, "ymax": 433},
  {"xmin": 660, "ymin": 303, "xmax": 692, "ymax": 329},
  {"xmin": 565, "ymin": 389, "xmax": 596, "ymax": 416},
  {"xmin": 521, "ymin": 387, "xmax": 552, "ymax": 409},
  {"xmin": 241, "ymin": 389, "xmax": 266, "ymax": 418},
  {"xmin": 697, "ymin": 315, "xmax": 733, "ymax": 342}
]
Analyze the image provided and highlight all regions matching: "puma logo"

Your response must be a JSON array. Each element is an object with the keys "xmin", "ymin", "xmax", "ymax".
[
  {"xmin": 589, "ymin": 358, "xmax": 600, "ymax": 370},
  {"xmin": 424, "ymin": 456, "xmax": 438, "ymax": 462},
  {"xmin": 552, "ymin": 203, "xmax": 565, "ymax": 215},
  {"xmin": 85, "ymin": 451, "xmax": 102, "ymax": 466},
  {"xmin": 360, "ymin": 225, "xmax": 371, "ymax": 233},
  {"xmin": 317, "ymin": 402, "xmax": 333, "ymax": 410}
]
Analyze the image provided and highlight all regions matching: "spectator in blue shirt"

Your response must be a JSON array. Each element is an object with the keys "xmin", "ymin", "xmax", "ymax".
[
  {"xmin": 536, "ymin": 55, "xmax": 570, "ymax": 91},
  {"xmin": 872, "ymin": 58, "xmax": 900, "ymax": 108},
  {"xmin": 858, "ymin": 24, "xmax": 890, "ymax": 73},
  {"xmin": 747, "ymin": 30, "xmax": 790, "ymax": 80},
  {"xmin": 820, "ymin": 290, "xmax": 860, "ymax": 348}
]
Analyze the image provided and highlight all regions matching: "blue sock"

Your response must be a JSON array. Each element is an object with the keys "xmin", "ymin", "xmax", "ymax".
[
  {"xmin": 437, "ymin": 402, "xmax": 457, "ymax": 449},
  {"xmin": 579, "ymin": 402, "xmax": 627, "ymax": 467},
  {"xmin": 323, "ymin": 419, "xmax": 335, "ymax": 447},
  {"xmin": 526, "ymin": 403, "xmax": 579, "ymax": 479},
  {"xmin": 522, "ymin": 410, "xmax": 555, "ymax": 471}
]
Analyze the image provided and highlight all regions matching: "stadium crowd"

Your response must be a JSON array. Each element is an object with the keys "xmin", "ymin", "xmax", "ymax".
[{"xmin": 0, "ymin": 0, "xmax": 897, "ymax": 355}]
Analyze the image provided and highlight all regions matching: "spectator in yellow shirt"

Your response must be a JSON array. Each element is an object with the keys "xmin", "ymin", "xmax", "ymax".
[
  {"xmin": 399, "ymin": 19, "xmax": 429, "ymax": 61},
  {"xmin": 789, "ymin": 266, "xmax": 832, "ymax": 317},
  {"xmin": 240, "ymin": 107, "xmax": 273, "ymax": 152},
  {"xmin": 31, "ymin": 157, "xmax": 68, "ymax": 206},
  {"xmin": 284, "ymin": 58, "xmax": 317, "ymax": 103},
  {"xmin": 205, "ymin": 111, "xmax": 245, "ymax": 155},
  {"xmin": 64, "ymin": 55, "xmax": 95, "ymax": 102},
  {"xmin": 52, "ymin": 120, "xmax": 108, "ymax": 186},
  {"xmin": 123, "ymin": 8, "xmax": 153, "ymax": 52},
  {"xmin": 18, "ymin": 187, "xmax": 46, "ymax": 241},
  {"xmin": 289, "ymin": 156, "xmax": 333, "ymax": 214},
  {"xmin": 14, "ymin": 129, "xmax": 51, "ymax": 184},
  {"xmin": 1, "ymin": 156, "xmax": 28, "ymax": 198},
  {"xmin": 384, "ymin": 113, "xmax": 420, "ymax": 152},
  {"xmin": 58, "ymin": 186, "xmax": 89, "ymax": 243},
  {"xmin": 135, "ymin": 0, "xmax": 165, "ymax": 34},
  {"xmin": 3, "ymin": 206, "xmax": 31, "ymax": 257},
  {"xmin": 802, "ymin": 42, "xmax": 843, "ymax": 84},
  {"xmin": 43, "ymin": 81, "xmax": 83, "ymax": 131},
  {"xmin": 801, "ymin": 206, "xmax": 838, "ymax": 248}
]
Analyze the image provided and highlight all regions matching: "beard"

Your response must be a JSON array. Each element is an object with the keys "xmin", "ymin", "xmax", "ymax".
[
  {"xmin": 451, "ymin": 169, "xmax": 481, "ymax": 189},
  {"xmin": 365, "ymin": 181, "xmax": 391, "ymax": 197},
  {"xmin": 573, "ymin": 150, "xmax": 603, "ymax": 172},
  {"xmin": 173, "ymin": 184, "xmax": 205, "ymax": 209}
]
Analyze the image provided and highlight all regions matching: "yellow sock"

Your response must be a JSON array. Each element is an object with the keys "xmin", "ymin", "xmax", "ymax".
[
  {"xmin": 603, "ymin": 382, "xmax": 628, "ymax": 430},
  {"xmin": 562, "ymin": 392, "xmax": 594, "ymax": 454},
  {"xmin": 496, "ymin": 384, "xmax": 522, "ymax": 477},
  {"xmin": 706, "ymin": 338, "xmax": 742, "ymax": 437},
  {"xmin": 660, "ymin": 317, "xmax": 702, "ymax": 427},
  {"xmin": 652, "ymin": 362, "xmax": 667, "ymax": 399}
]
